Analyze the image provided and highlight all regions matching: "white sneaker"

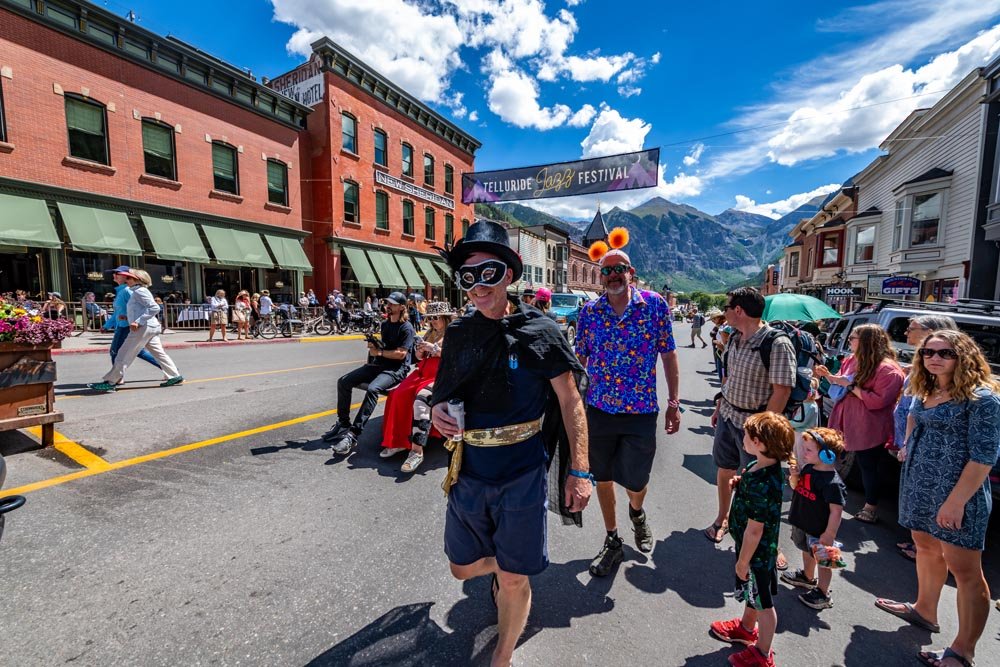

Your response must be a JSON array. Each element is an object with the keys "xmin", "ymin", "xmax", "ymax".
[
  {"xmin": 401, "ymin": 451, "xmax": 424, "ymax": 473},
  {"xmin": 379, "ymin": 447, "xmax": 406, "ymax": 458}
]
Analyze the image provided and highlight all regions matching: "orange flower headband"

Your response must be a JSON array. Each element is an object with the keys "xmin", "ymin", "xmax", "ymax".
[{"xmin": 588, "ymin": 227, "xmax": 630, "ymax": 264}]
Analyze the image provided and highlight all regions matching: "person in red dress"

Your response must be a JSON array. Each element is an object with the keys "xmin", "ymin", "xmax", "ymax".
[{"xmin": 380, "ymin": 301, "xmax": 456, "ymax": 472}]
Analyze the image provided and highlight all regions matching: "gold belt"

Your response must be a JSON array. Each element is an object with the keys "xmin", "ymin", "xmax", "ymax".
[{"xmin": 441, "ymin": 417, "xmax": 543, "ymax": 495}]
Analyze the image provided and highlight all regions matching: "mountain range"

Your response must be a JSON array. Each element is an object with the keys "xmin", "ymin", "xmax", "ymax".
[{"xmin": 475, "ymin": 195, "xmax": 826, "ymax": 293}]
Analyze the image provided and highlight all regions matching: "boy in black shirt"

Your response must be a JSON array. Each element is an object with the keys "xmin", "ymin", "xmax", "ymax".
[{"xmin": 781, "ymin": 427, "xmax": 846, "ymax": 610}]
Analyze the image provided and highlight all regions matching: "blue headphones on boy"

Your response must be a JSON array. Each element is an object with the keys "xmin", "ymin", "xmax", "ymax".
[{"xmin": 805, "ymin": 430, "xmax": 838, "ymax": 465}]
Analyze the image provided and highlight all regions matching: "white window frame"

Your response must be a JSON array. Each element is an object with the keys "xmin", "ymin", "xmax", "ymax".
[
  {"xmin": 892, "ymin": 182, "xmax": 949, "ymax": 252},
  {"xmin": 787, "ymin": 251, "xmax": 800, "ymax": 277},
  {"xmin": 851, "ymin": 224, "xmax": 876, "ymax": 265}
]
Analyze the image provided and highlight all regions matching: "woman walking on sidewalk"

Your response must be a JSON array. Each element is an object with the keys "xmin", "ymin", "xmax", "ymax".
[
  {"xmin": 88, "ymin": 270, "xmax": 182, "ymax": 393},
  {"xmin": 208, "ymin": 290, "xmax": 229, "ymax": 342}
]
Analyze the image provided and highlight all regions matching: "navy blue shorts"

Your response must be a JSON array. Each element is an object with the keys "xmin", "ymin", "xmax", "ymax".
[{"xmin": 444, "ymin": 465, "xmax": 548, "ymax": 576}]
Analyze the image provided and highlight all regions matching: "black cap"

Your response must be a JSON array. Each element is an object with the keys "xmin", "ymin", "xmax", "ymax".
[
  {"xmin": 385, "ymin": 291, "xmax": 407, "ymax": 305},
  {"xmin": 436, "ymin": 219, "xmax": 523, "ymax": 282}
]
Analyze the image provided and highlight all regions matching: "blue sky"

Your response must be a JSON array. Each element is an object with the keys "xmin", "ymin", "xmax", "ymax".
[{"xmin": 107, "ymin": 0, "xmax": 1000, "ymax": 220}]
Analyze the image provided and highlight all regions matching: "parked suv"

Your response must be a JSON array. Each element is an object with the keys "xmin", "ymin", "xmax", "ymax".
[
  {"xmin": 549, "ymin": 293, "xmax": 587, "ymax": 345},
  {"xmin": 821, "ymin": 298, "xmax": 1000, "ymax": 497}
]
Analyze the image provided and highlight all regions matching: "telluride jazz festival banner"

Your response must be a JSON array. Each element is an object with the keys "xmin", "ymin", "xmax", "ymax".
[{"xmin": 462, "ymin": 148, "xmax": 660, "ymax": 203}]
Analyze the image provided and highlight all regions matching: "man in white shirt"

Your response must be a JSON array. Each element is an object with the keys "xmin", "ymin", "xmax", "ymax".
[{"xmin": 259, "ymin": 290, "xmax": 274, "ymax": 318}]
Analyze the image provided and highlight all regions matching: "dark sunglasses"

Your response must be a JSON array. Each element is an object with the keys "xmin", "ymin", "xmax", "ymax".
[
  {"xmin": 426, "ymin": 315, "xmax": 443, "ymax": 321},
  {"xmin": 918, "ymin": 348, "xmax": 958, "ymax": 360},
  {"xmin": 723, "ymin": 303, "xmax": 735, "ymax": 311},
  {"xmin": 600, "ymin": 264, "xmax": 630, "ymax": 276},
  {"xmin": 456, "ymin": 259, "xmax": 508, "ymax": 291}
]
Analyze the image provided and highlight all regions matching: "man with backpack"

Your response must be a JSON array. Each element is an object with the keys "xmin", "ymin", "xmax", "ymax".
[
  {"xmin": 688, "ymin": 307, "xmax": 708, "ymax": 348},
  {"xmin": 704, "ymin": 287, "xmax": 797, "ymax": 545}
]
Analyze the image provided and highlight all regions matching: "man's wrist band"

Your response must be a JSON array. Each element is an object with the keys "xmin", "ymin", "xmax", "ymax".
[{"xmin": 568, "ymin": 468, "xmax": 596, "ymax": 485}]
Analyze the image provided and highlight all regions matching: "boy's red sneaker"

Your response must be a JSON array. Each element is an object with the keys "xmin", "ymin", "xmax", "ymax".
[
  {"xmin": 728, "ymin": 645, "xmax": 776, "ymax": 667},
  {"xmin": 709, "ymin": 618, "xmax": 759, "ymax": 645}
]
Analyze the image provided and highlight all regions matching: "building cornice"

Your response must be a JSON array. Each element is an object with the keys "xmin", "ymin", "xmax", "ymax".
[
  {"xmin": 310, "ymin": 37, "xmax": 481, "ymax": 157},
  {"xmin": 0, "ymin": 0, "xmax": 311, "ymax": 130}
]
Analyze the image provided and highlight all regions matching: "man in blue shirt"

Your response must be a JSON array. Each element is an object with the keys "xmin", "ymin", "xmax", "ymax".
[{"xmin": 108, "ymin": 266, "xmax": 161, "ymax": 373}]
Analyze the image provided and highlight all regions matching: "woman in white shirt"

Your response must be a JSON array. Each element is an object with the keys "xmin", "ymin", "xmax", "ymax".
[{"xmin": 208, "ymin": 289, "xmax": 229, "ymax": 342}]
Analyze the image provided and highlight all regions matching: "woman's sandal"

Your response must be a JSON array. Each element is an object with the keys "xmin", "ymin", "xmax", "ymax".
[
  {"xmin": 855, "ymin": 508, "xmax": 878, "ymax": 524},
  {"xmin": 704, "ymin": 522, "xmax": 728, "ymax": 543},
  {"xmin": 490, "ymin": 573, "xmax": 499, "ymax": 609},
  {"xmin": 874, "ymin": 598, "xmax": 940, "ymax": 633},
  {"xmin": 897, "ymin": 542, "xmax": 917, "ymax": 561},
  {"xmin": 918, "ymin": 647, "xmax": 975, "ymax": 667},
  {"xmin": 776, "ymin": 550, "xmax": 789, "ymax": 571}
]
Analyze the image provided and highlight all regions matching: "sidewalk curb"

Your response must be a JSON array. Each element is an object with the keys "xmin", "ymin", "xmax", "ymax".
[{"xmin": 53, "ymin": 334, "xmax": 365, "ymax": 356}]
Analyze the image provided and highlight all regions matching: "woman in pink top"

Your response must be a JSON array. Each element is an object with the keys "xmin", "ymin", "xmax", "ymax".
[{"xmin": 815, "ymin": 324, "xmax": 904, "ymax": 524}]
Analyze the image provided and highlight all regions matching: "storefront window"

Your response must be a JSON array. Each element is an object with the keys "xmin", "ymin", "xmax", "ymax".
[
  {"xmin": 0, "ymin": 250, "xmax": 46, "ymax": 298},
  {"xmin": 67, "ymin": 251, "xmax": 118, "ymax": 302},
  {"xmin": 144, "ymin": 258, "xmax": 187, "ymax": 299},
  {"xmin": 203, "ymin": 267, "xmax": 256, "ymax": 303},
  {"xmin": 263, "ymin": 269, "xmax": 294, "ymax": 302}
]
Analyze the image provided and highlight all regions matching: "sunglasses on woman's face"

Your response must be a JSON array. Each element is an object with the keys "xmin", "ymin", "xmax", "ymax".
[
  {"xmin": 456, "ymin": 259, "xmax": 508, "ymax": 291},
  {"xmin": 600, "ymin": 264, "xmax": 630, "ymax": 276},
  {"xmin": 427, "ymin": 315, "xmax": 442, "ymax": 321},
  {"xmin": 918, "ymin": 348, "xmax": 958, "ymax": 360}
]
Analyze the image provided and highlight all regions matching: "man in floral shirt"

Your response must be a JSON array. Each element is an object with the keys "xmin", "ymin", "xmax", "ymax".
[{"xmin": 576, "ymin": 249, "xmax": 681, "ymax": 576}]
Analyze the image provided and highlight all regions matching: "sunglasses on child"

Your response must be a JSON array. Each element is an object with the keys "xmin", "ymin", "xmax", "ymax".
[
  {"xmin": 456, "ymin": 259, "xmax": 508, "ymax": 291},
  {"xmin": 917, "ymin": 348, "xmax": 959, "ymax": 360},
  {"xmin": 600, "ymin": 264, "xmax": 630, "ymax": 276}
]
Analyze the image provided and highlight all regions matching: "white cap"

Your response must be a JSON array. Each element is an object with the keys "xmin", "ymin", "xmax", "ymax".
[{"xmin": 599, "ymin": 249, "xmax": 631, "ymax": 267}]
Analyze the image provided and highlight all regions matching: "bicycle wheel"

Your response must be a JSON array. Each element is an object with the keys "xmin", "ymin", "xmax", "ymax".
[
  {"xmin": 313, "ymin": 319, "xmax": 333, "ymax": 336},
  {"xmin": 258, "ymin": 321, "xmax": 277, "ymax": 339},
  {"xmin": 280, "ymin": 321, "xmax": 293, "ymax": 338}
]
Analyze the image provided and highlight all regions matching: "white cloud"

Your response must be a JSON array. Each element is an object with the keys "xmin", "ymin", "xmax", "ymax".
[
  {"xmin": 702, "ymin": 4, "xmax": 1000, "ymax": 179},
  {"xmin": 272, "ymin": 0, "xmax": 659, "ymax": 130},
  {"xmin": 468, "ymin": 110, "xmax": 479, "ymax": 122},
  {"xmin": 580, "ymin": 104, "xmax": 651, "ymax": 158},
  {"xmin": 682, "ymin": 142, "xmax": 705, "ymax": 166},
  {"xmin": 732, "ymin": 183, "xmax": 841, "ymax": 219}
]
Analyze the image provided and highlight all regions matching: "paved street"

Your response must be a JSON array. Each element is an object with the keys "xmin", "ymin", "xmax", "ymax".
[{"xmin": 1, "ymin": 325, "xmax": 998, "ymax": 666}]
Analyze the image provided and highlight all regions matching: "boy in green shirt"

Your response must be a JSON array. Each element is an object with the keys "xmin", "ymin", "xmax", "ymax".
[{"xmin": 710, "ymin": 411, "xmax": 795, "ymax": 667}]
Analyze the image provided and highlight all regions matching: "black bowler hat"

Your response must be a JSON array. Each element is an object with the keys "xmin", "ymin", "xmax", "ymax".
[{"xmin": 435, "ymin": 219, "xmax": 523, "ymax": 282}]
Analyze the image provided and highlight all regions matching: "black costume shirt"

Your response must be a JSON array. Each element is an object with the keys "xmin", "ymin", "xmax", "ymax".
[
  {"xmin": 788, "ymin": 464, "xmax": 846, "ymax": 537},
  {"xmin": 374, "ymin": 320, "xmax": 415, "ymax": 371}
]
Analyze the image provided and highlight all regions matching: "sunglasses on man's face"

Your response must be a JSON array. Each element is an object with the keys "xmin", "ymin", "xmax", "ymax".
[
  {"xmin": 600, "ymin": 264, "xmax": 630, "ymax": 276},
  {"xmin": 918, "ymin": 348, "xmax": 959, "ymax": 360},
  {"xmin": 456, "ymin": 259, "xmax": 508, "ymax": 291}
]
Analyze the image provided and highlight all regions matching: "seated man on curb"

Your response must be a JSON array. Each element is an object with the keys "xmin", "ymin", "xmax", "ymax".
[{"xmin": 323, "ymin": 291, "xmax": 415, "ymax": 455}]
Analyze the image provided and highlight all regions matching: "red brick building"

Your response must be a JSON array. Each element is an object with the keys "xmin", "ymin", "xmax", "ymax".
[
  {"xmin": 0, "ymin": 0, "xmax": 312, "ymax": 302},
  {"xmin": 273, "ymin": 37, "xmax": 480, "ymax": 302}
]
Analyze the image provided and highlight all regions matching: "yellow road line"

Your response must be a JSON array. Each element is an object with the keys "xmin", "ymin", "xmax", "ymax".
[
  {"xmin": 55, "ymin": 359, "xmax": 364, "ymax": 400},
  {"xmin": 2, "ymin": 397, "xmax": 385, "ymax": 497},
  {"xmin": 25, "ymin": 427, "xmax": 111, "ymax": 471},
  {"xmin": 301, "ymin": 335, "xmax": 365, "ymax": 343}
]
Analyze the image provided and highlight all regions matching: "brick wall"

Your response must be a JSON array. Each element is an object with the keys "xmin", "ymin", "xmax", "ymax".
[
  {"xmin": 0, "ymin": 9, "xmax": 303, "ymax": 231},
  {"xmin": 309, "ymin": 70, "xmax": 476, "ymax": 292}
]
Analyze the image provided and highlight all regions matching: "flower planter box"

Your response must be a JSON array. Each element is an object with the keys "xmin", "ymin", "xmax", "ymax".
[{"xmin": 0, "ymin": 343, "xmax": 63, "ymax": 447}]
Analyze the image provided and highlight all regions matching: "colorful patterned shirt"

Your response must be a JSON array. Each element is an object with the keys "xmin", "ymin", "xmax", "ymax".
[
  {"xmin": 730, "ymin": 460, "xmax": 784, "ymax": 570},
  {"xmin": 576, "ymin": 288, "xmax": 676, "ymax": 414}
]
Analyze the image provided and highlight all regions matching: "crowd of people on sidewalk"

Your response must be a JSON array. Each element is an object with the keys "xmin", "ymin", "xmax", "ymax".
[{"xmin": 313, "ymin": 218, "xmax": 1000, "ymax": 667}]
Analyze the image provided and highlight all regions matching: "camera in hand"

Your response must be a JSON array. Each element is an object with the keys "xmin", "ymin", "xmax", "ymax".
[{"xmin": 364, "ymin": 333, "xmax": 385, "ymax": 349}]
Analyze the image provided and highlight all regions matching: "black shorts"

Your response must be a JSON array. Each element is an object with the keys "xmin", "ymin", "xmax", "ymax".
[
  {"xmin": 713, "ymin": 415, "xmax": 754, "ymax": 471},
  {"xmin": 735, "ymin": 564, "xmax": 778, "ymax": 611},
  {"xmin": 587, "ymin": 406, "xmax": 658, "ymax": 492},
  {"xmin": 791, "ymin": 525, "xmax": 815, "ymax": 553}
]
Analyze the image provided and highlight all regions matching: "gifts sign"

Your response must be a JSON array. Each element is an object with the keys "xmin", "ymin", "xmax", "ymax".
[{"xmin": 462, "ymin": 149, "xmax": 660, "ymax": 203}]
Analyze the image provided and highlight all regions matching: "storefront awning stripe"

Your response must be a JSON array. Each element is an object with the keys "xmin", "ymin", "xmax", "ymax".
[
  {"xmin": 141, "ymin": 215, "xmax": 210, "ymax": 262},
  {"xmin": 394, "ymin": 254, "xmax": 425, "ymax": 289},
  {"xmin": 367, "ymin": 250, "xmax": 407, "ymax": 288},
  {"xmin": 433, "ymin": 261, "xmax": 454, "ymax": 283},
  {"xmin": 201, "ymin": 226, "xmax": 273, "ymax": 268},
  {"xmin": 414, "ymin": 257, "xmax": 445, "ymax": 287},
  {"xmin": 571, "ymin": 289, "xmax": 588, "ymax": 297},
  {"xmin": 585, "ymin": 291, "xmax": 600, "ymax": 300},
  {"xmin": 58, "ymin": 202, "xmax": 141, "ymax": 254},
  {"xmin": 263, "ymin": 234, "xmax": 312, "ymax": 272},
  {"xmin": 0, "ymin": 194, "xmax": 62, "ymax": 249},
  {"xmin": 342, "ymin": 247, "xmax": 379, "ymax": 287}
]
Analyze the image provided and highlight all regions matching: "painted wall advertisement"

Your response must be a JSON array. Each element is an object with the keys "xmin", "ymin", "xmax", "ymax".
[
  {"xmin": 268, "ymin": 55, "xmax": 324, "ymax": 107},
  {"xmin": 462, "ymin": 148, "xmax": 660, "ymax": 203}
]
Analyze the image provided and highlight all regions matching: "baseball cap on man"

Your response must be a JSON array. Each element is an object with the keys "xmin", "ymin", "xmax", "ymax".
[
  {"xmin": 108, "ymin": 265, "xmax": 131, "ymax": 274},
  {"xmin": 385, "ymin": 291, "xmax": 407, "ymax": 305}
]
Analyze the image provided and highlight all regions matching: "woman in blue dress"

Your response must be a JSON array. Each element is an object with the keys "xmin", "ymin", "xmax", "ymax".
[{"xmin": 875, "ymin": 330, "xmax": 1000, "ymax": 667}]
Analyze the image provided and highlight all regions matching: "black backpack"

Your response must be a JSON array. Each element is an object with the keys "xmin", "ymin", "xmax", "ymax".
[{"xmin": 723, "ymin": 323, "xmax": 821, "ymax": 416}]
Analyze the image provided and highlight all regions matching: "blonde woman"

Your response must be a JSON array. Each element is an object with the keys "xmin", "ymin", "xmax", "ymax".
[
  {"xmin": 88, "ymin": 269, "xmax": 182, "ymax": 393},
  {"xmin": 233, "ymin": 290, "xmax": 251, "ymax": 340},
  {"xmin": 379, "ymin": 301, "xmax": 454, "ymax": 473},
  {"xmin": 876, "ymin": 330, "xmax": 1000, "ymax": 667},
  {"xmin": 208, "ymin": 289, "xmax": 229, "ymax": 342}
]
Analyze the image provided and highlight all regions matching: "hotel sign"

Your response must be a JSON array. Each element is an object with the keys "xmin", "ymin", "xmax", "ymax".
[
  {"xmin": 269, "ymin": 55, "xmax": 324, "ymax": 107},
  {"xmin": 374, "ymin": 170, "xmax": 455, "ymax": 210}
]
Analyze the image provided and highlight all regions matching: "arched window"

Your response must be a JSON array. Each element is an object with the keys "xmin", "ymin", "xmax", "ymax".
[{"xmin": 65, "ymin": 94, "xmax": 109, "ymax": 165}]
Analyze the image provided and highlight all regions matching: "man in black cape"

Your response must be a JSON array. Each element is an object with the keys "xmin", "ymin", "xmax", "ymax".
[{"xmin": 430, "ymin": 220, "xmax": 592, "ymax": 667}]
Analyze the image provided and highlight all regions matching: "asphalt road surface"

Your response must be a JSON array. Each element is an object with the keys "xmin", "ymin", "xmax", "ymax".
[{"xmin": 1, "ymin": 327, "xmax": 998, "ymax": 666}]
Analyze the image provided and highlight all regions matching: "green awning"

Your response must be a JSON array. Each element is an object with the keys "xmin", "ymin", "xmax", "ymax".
[
  {"xmin": 342, "ymin": 246, "xmax": 378, "ymax": 287},
  {"xmin": 201, "ymin": 226, "xmax": 273, "ymax": 268},
  {"xmin": 0, "ymin": 194, "xmax": 62, "ymax": 249},
  {"xmin": 141, "ymin": 215, "xmax": 210, "ymax": 262},
  {"xmin": 57, "ymin": 202, "xmax": 141, "ymax": 254},
  {"xmin": 394, "ymin": 254, "xmax": 425, "ymax": 289},
  {"xmin": 434, "ymin": 261, "xmax": 454, "ymax": 283},
  {"xmin": 414, "ymin": 256, "xmax": 444, "ymax": 287},
  {"xmin": 263, "ymin": 234, "xmax": 312, "ymax": 272},
  {"xmin": 368, "ymin": 250, "xmax": 407, "ymax": 288}
]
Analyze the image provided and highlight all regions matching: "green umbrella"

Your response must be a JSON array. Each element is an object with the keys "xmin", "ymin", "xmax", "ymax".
[{"xmin": 763, "ymin": 293, "xmax": 842, "ymax": 322}]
